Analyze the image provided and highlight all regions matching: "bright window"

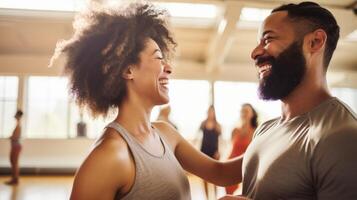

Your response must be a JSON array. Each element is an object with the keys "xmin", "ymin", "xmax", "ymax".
[
  {"xmin": 0, "ymin": 76, "xmax": 18, "ymax": 138},
  {"xmin": 158, "ymin": 79, "xmax": 211, "ymax": 139},
  {"xmin": 68, "ymin": 102, "xmax": 115, "ymax": 139},
  {"xmin": 26, "ymin": 76, "xmax": 114, "ymax": 139},
  {"xmin": 214, "ymin": 81, "xmax": 280, "ymax": 139},
  {"xmin": 26, "ymin": 76, "xmax": 70, "ymax": 138}
]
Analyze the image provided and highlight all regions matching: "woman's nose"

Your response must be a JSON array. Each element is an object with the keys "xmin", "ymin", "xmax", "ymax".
[{"xmin": 164, "ymin": 62, "xmax": 172, "ymax": 74}]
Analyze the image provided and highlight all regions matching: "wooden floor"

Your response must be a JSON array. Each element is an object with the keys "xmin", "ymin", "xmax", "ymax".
[{"xmin": 0, "ymin": 175, "xmax": 241, "ymax": 200}]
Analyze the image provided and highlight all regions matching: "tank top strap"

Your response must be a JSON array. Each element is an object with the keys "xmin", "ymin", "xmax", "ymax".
[
  {"xmin": 152, "ymin": 127, "xmax": 173, "ymax": 156},
  {"xmin": 106, "ymin": 122, "xmax": 136, "ymax": 144},
  {"xmin": 106, "ymin": 122, "xmax": 146, "ymax": 171},
  {"xmin": 106, "ymin": 122, "xmax": 166, "ymax": 159}
]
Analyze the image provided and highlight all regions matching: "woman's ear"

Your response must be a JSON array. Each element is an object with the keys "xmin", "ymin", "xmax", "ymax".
[{"xmin": 122, "ymin": 66, "xmax": 134, "ymax": 80}]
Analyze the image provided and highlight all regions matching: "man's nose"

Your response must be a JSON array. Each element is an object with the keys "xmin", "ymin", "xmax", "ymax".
[{"xmin": 251, "ymin": 44, "xmax": 265, "ymax": 61}]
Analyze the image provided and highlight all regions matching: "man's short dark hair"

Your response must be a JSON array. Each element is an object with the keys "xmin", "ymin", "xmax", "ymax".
[{"xmin": 272, "ymin": 2, "xmax": 340, "ymax": 69}]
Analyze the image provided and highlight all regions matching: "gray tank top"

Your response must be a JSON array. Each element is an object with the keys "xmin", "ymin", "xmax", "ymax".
[{"xmin": 107, "ymin": 122, "xmax": 191, "ymax": 200}]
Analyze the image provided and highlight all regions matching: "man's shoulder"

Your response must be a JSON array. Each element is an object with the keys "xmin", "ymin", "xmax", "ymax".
[
  {"xmin": 308, "ymin": 98, "xmax": 356, "ymax": 140},
  {"xmin": 253, "ymin": 117, "xmax": 280, "ymax": 138},
  {"xmin": 333, "ymin": 98, "xmax": 357, "ymax": 119},
  {"xmin": 309, "ymin": 97, "xmax": 356, "ymax": 124}
]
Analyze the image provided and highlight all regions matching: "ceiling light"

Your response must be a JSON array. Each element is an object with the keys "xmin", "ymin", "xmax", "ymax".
[
  {"xmin": 237, "ymin": 7, "xmax": 271, "ymax": 29},
  {"xmin": 155, "ymin": 2, "xmax": 218, "ymax": 19}
]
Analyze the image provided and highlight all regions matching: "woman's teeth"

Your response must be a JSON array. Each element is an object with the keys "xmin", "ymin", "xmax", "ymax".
[{"xmin": 159, "ymin": 79, "xmax": 168, "ymax": 85}]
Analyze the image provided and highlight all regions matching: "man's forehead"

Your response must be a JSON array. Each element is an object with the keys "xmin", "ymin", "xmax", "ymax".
[{"xmin": 257, "ymin": 11, "xmax": 291, "ymax": 38}]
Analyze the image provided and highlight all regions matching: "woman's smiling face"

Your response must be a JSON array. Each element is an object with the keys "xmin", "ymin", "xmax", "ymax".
[{"xmin": 128, "ymin": 38, "xmax": 173, "ymax": 106}]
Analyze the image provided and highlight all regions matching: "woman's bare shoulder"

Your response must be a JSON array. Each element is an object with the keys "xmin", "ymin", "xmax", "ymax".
[
  {"xmin": 94, "ymin": 127, "xmax": 129, "ymax": 151},
  {"xmin": 84, "ymin": 127, "xmax": 133, "ymax": 172},
  {"xmin": 71, "ymin": 127, "xmax": 135, "ymax": 199}
]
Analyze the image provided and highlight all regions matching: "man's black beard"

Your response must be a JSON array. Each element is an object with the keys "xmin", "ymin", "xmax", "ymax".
[{"xmin": 257, "ymin": 41, "xmax": 306, "ymax": 100}]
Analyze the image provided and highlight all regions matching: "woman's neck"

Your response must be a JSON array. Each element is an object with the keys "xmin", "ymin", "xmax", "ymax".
[{"xmin": 115, "ymin": 99, "xmax": 153, "ymax": 137}]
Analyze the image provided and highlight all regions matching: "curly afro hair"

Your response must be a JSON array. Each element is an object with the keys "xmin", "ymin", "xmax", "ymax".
[{"xmin": 50, "ymin": 1, "xmax": 176, "ymax": 118}]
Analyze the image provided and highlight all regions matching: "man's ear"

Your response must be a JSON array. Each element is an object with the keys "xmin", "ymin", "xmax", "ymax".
[
  {"xmin": 307, "ymin": 29, "xmax": 327, "ymax": 53},
  {"xmin": 122, "ymin": 66, "xmax": 134, "ymax": 80}
]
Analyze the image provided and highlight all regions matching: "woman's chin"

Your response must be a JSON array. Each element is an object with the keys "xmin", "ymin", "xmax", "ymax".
[
  {"xmin": 161, "ymin": 97, "xmax": 170, "ymax": 105},
  {"xmin": 157, "ymin": 94, "xmax": 169, "ymax": 105}
]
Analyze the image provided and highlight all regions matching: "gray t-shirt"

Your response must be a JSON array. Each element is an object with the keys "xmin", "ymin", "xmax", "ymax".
[{"xmin": 242, "ymin": 97, "xmax": 357, "ymax": 200}]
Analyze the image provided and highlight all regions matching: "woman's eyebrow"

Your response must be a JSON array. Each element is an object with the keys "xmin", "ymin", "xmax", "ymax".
[{"xmin": 151, "ymin": 49, "xmax": 162, "ymax": 55}]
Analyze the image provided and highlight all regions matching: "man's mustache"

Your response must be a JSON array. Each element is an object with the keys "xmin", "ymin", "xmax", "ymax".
[{"xmin": 255, "ymin": 56, "xmax": 275, "ymax": 66}]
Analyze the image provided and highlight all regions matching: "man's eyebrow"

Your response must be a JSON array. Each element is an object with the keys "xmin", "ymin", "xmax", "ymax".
[{"xmin": 262, "ymin": 30, "xmax": 275, "ymax": 37}]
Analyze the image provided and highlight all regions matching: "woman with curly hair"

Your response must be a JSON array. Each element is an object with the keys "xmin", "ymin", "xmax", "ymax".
[{"xmin": 51, "ymin": 2, "xmax": 243, "ymax": 200}]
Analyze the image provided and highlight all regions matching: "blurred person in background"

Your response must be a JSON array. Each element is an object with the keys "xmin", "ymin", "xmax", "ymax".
[
  {"xmin": 225, "ymin": 103, "xmax": 258, "ymax": 195},
  {"xmin": 199, "ymin": 105, "xmax": 222, "ymax": 200},
  {"xmin": 157, "ymin": 104, "xmax": 177, "ymax": 129},
  {"xmin": 5, "ymin": 109, "xmax": 23, "ymax": 185}
]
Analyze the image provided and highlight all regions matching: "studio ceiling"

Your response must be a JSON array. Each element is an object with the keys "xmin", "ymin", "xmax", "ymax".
[{"xmin": 0, "ymin": 0, "xmax": 356, "ymax": 87}]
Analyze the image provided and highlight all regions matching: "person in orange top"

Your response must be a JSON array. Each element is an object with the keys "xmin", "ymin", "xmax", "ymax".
[{"xmin": 225, "ymin": 104, "xmax": 258, "ymax": 194}]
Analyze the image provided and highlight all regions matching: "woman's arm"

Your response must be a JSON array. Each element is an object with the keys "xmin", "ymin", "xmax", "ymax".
[
  {"xmin": 154, "ymin": 122, "xmax": 243, "ymax": 186},
  {"xmin": 217, "ymin": 124, "xmax": 222, "ymax": 135},
  {"xmin": 175, "ymin": 134, "xmax": 243, "ymax": 186},
  {"xmin": 219, "ymin": 195, "xmax": 251, "ymax": 200}
]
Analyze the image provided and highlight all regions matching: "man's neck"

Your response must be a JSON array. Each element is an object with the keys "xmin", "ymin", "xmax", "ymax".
[{"xmin": 280, "ymin": 74, "xmax": 331, "ymax": 121}]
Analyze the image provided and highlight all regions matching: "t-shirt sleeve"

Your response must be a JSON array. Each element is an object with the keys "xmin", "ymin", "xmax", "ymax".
[{"xmin": 311, "ymin": 123, "xmax": 357, "ymax": 200}]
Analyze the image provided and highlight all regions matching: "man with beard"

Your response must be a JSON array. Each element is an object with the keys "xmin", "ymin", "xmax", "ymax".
[{"xmin": 220, "ymin": 2, "xmax": 357, "ymax": 200}]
